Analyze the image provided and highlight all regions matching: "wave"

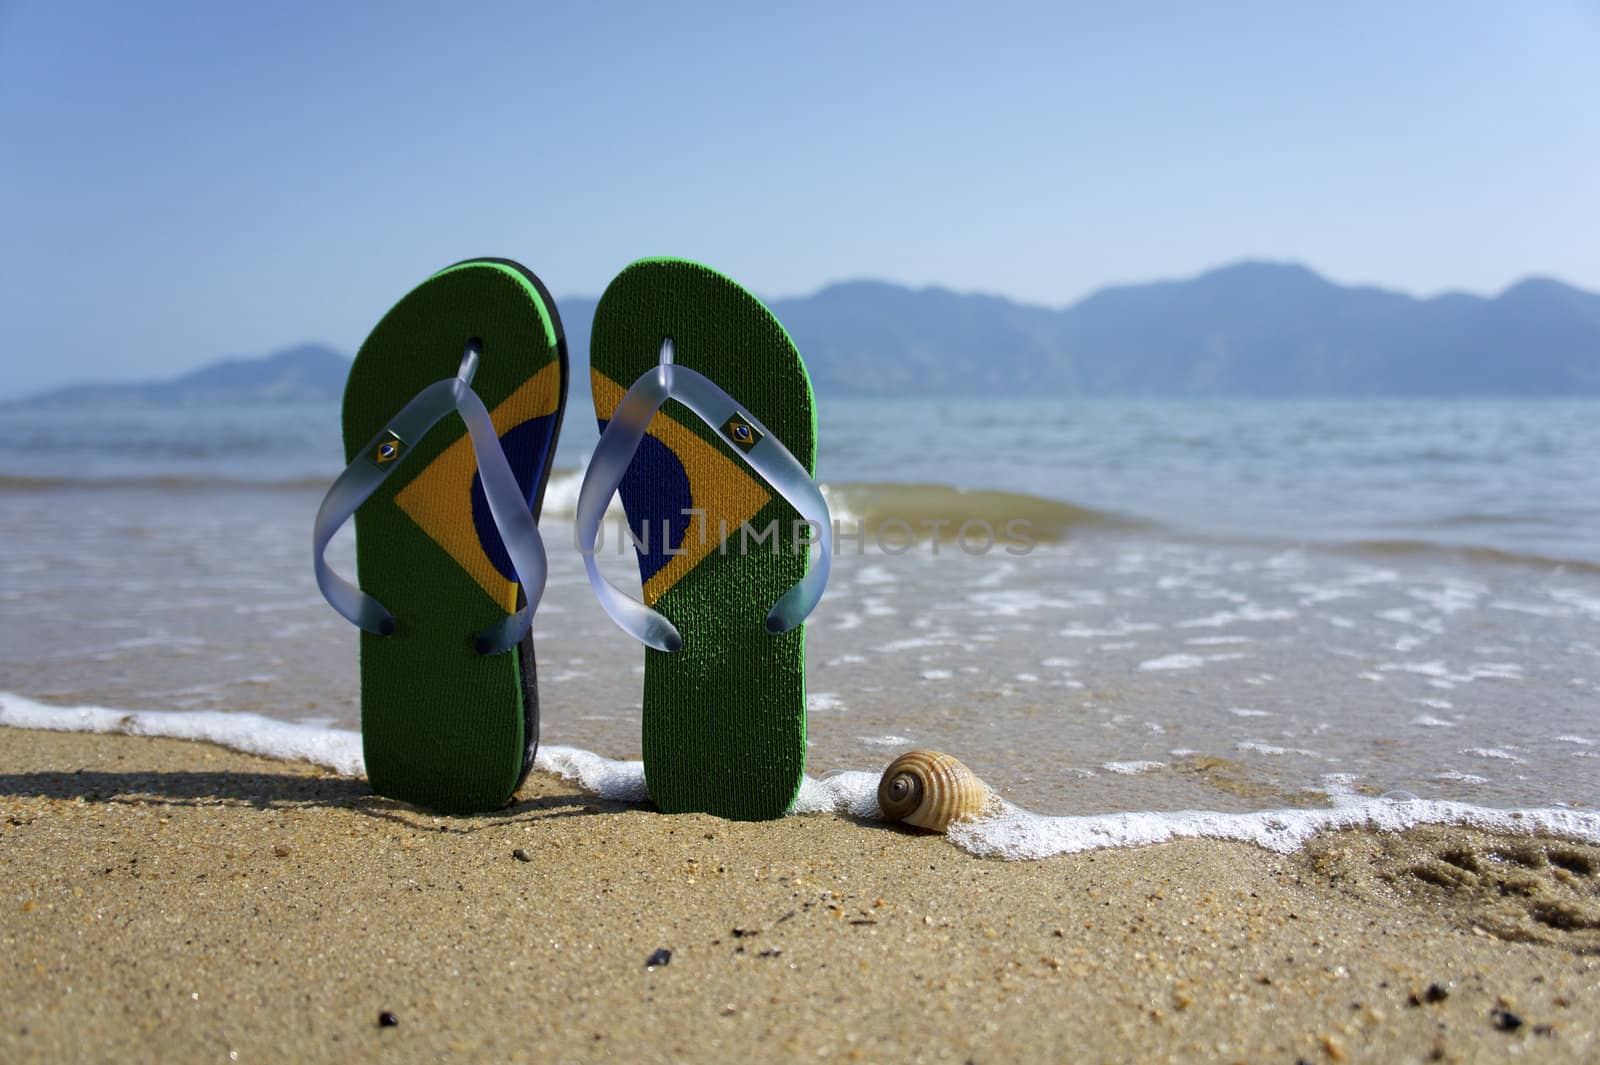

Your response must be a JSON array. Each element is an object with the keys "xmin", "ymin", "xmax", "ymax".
[
  {"xmin": 0, "ymin": 469, "xmax": 1149, "ymax": 545},
  {"xmin": 8, "ymin": 468, "xmax": 1597, "ymax": 571},
  {"xmin": 1325, "ymin": 538, "xmax": 1600, "ymax": 576},
  {"xmin": 817, "ymin": 482, "xmax": 1148, "ymax": 542},
  {"xmin": 0, "ymin": 473, "xmax": 331, "ymax": 492},
  {"xmin": 1403, "ymin": 511, "xmax": 1561, "ymax": 530},
  {"xmin": 538, "ymin": 472, "xmax": 1146, "ymax": 544},
  {"xmin": 947, "ymin": 787, "xmax": 1600, "ymax": 860},
  {"xmin": 0, "ymin": 692, "xmax": 365, "ymax": 775},
  {"xmin": 5, "ymin": 692, "xmax": 1597, "ymax": 861}
]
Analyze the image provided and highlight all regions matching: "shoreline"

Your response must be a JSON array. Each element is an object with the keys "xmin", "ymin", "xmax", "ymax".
[
  {"xmin": 4, "ymin": 728, "xmax": 1598, "ymax": 1063},
  {"xmin": 6, "ymin": 696, "xmax": 1599, "ymax": 864},
  {"xmin": 6, "ymin": 478, "xmax": 1600, "ymax": 817}
]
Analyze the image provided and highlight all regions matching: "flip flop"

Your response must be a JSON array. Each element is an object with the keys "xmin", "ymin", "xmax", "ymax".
[
  {"xmin": 578, "ymin": 258, "xmax": 830, "ymax": 820},
  {"xmin": 314, "ymin": 258, "xmax": 568, "ymax": 813}
]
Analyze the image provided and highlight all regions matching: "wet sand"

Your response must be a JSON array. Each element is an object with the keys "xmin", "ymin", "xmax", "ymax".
[{"xmin": 3, "ymin": 728, "xmax": 1597, "ymax": 1064}]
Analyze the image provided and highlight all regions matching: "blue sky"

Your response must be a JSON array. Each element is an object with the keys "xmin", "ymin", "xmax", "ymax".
[{"xmin": 2, "ymin": 1, "xmax": 1597, "ymax": 396}]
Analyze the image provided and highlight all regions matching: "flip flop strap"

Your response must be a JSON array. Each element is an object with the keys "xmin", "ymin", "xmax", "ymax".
[
  {"xmin": 576, "ymin": 341, "xmax": 831, "ymax": 652},
  {"xmin": 313, "ymin": 346, "xmax": 548, "ymax": 655}
]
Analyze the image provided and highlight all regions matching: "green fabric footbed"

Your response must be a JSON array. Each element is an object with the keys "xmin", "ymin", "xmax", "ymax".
[
  {"xmin": 590, "ymin": 258, "xmax": 817, "ymax": 821},
  {"xmin": 343, "ymin": 259, "xmax": 566, "ymax": 814}
]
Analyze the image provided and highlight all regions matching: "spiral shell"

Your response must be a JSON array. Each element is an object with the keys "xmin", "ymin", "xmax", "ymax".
[{"xmin": 877, "ymin": 750, "xmax": 991, "ymax": 832}]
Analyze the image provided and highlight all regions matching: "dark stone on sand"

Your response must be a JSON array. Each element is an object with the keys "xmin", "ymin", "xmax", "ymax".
[
  {"xmin": 512, "ymin": 849, "xmax": 531, "ymax": 863},
  {"xmin": 645, "ymin": 948, "xmax": 671, "ymax": 969},
  {"xmin": 1410, "ymin": 982, "xmax": 1451, "ymax": 1006},
  {"xmin": 1492, "ymin": 1009, "xmax": 1523, "ymax": 1032},
  {"xmin": 378, "ymin": 1011, "xmax": 398, "ymax": 1028}
]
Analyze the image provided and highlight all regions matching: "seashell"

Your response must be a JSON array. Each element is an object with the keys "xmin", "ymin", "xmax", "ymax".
[{"xmin": 877, "ymin": 750, "xmax": 991, "ymax": 832}]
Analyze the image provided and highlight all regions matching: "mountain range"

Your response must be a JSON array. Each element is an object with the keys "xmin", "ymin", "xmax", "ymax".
[
  {"xmin": 15, "ymin": 343, "xmax": 353, "ymax": 408},
  {"xmin": 17, "ymin": 262, "xmax": 1600, "ymax": 406}
]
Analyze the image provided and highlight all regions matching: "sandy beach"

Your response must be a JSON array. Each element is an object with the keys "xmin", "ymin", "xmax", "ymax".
[
  {"xmin": 7, "ymin": 2, "xmax": 1600, "ymax": 1061},
  {"xmin": 3, "ymin": 727, "xmax": 1596, "ymax": 1064}
]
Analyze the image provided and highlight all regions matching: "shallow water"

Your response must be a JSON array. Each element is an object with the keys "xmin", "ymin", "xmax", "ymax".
[
  {"xmin": 3, "ymin": 481, "xmax": 1596, "ymax": 820},
  {"xmin": 4, "ymin": 395, "xmax": 1598, "ymax": 834},
  {"xmin": 5, "ymin": 395, "xmax": 1600, "ymax": 566}
]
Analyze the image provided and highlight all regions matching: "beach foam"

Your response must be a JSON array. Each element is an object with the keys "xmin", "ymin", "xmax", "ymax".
[
  {"xmin": 1137, "ymin": 652, "xmax": 1247, "ymax": 671},
  {"xmin": 948, "ymin": 794, "xmax": 1600, "ymax": 860},
  {"xmin": 0, "ymin": 691, "xmax": 365, "ymax": 776},
  {"xmin": 6, "ymin": 691, "xmax": 1599, "ymax": 861}
]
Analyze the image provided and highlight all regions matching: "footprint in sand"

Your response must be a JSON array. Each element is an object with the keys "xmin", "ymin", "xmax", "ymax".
[
  {"xmin": 1302, "ymin": 827, "xmax": 1600, "ymax": 954},
  {"xmin": 1399, "ymin": 832, "xmax": 1600, "ymax": 951}
]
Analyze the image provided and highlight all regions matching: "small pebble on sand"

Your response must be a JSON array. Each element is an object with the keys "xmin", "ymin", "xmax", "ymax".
[{"xmin": 1492, "ymin": 1009, "xmax": 1523, "ymax": 1032}]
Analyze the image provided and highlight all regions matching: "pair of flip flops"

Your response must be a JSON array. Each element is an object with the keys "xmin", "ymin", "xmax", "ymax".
[{"xmin": 313, "ymin": 257, "xmax": 828, "ymax": 820}]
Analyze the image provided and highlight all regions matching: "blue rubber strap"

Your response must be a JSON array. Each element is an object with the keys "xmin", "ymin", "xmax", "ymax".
[
  {"xmin": 455, "ymin": 376, "xmax": 548, "ymax": 654},
  {"xmin": 576, "ymin": 339, "xmax": 830, "ymax": 651},
  {"xmin": 313, "ymin": 346, "xmax": 548, "ymax": 655}
]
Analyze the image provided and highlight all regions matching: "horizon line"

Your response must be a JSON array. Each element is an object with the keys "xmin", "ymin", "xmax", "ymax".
[{"xmin": 10, "ymin": 256, "xmax": 1593, "ymax": 402}]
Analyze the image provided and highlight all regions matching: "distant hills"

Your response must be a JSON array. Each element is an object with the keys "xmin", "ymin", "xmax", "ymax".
[
  {"xmin": 766, "ymin": 263, "xmax": 1600, "ymax": 396},
  {"xmin": 17, "ymin": 343, "xmax": 351, "ymax": 408},
  {"xmin": 17, "ymin": 262, "xmax": 1600, "ymax": 405}
]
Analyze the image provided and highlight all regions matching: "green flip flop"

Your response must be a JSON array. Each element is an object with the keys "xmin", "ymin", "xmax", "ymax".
[
  {"xmin": 314, "ymin": 258, "xmax": 568, "ymax": 813},
  {"xmin": 579, "ymin": 258, "xmax": 830, "ymax": 821}
]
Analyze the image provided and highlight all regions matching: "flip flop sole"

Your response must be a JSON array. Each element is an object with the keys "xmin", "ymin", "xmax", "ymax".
[
  {"xmin": 344, "ymin": 259, "xmax": 567, "ymax": 813},
  {"xmin": 589, "ymin": 258, "xmax": 816, "ymax": 820}
]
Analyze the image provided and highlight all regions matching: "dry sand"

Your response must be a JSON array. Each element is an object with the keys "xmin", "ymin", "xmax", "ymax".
[{"xmin": 2, "ymin": 728, "xmax": 1597, "ymax": 1064}]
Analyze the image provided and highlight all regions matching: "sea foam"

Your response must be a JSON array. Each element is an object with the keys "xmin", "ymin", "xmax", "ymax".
[
  {"xmin": 946, "ymin": 795, "xmax": 1600, "ymax": 860},
  {"xmin": 5, "ymin": 692, "xmax": 1598, "ymax": 861},
  {"xmin": 0, "ymin": 691, "xmax": 365, "ymax": 776}
]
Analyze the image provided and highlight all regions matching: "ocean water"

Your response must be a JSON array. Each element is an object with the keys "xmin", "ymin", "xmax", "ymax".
[
  {"xmin": 2, "ymin": 396, "xmax": 1598, "ymax": 857},
  {"xmin": 5, "ymin": 396, "xmax": 1600, "ymax": 566}
]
